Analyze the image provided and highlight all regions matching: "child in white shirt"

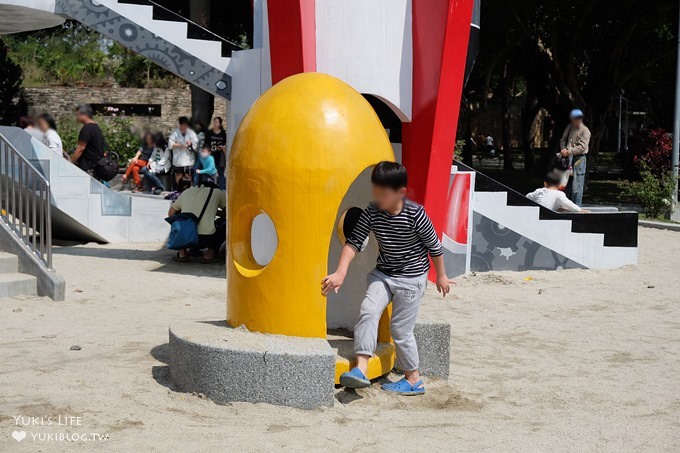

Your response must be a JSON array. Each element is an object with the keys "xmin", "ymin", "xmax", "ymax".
[{"xmin": 526, "ymin": 171, "xmax": 584, "ymax": 212}]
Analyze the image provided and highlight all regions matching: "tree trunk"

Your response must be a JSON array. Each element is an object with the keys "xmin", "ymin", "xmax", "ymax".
[
  {"xmin": 522, "ymin": 91, "xmax": 540, "ymax": 174},
  {"xmin": 191, "ymin": 86, "xmax": 214, "ymax": 129},
  {"xmin": 501, "ymin": 64, "xmax": 513, "ymax": 171},
  {"xmin": 189, "ymin": 0, "xmax": 214, "ymax": 128}
]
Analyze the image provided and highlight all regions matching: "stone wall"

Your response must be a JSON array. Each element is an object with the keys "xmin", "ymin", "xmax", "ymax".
[{"xmin": 23, "ymin": 85, "xmax": 229, "ymax": 135}]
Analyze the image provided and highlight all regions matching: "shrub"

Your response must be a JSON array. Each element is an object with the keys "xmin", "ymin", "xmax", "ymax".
[
  {"xmin": 621, "ymin": 165, "xmax": 676, "ymax": 218},
  {"xmin": 625, "ymin": 128, "xmax": 672, "ymax": 178}
]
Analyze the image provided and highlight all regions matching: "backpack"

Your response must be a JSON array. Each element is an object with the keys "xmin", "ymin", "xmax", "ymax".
[{"xmin": 93, "ymin": 153, "xmax": 119, "ymax": 182}]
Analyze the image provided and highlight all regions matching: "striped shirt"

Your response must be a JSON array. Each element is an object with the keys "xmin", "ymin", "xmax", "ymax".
[{"xmin": 346, "ymin": 200, "xmax": 443, "ymax": 277}]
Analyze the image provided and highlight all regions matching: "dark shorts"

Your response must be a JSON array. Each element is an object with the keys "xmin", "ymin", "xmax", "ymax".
[
  {"xmin": 172, "ymin": 165, "xmax": 194, "ymax": 174},
  {"xmin": 198, "ymin": 229, "xmax": 225, "ymax": 252}
]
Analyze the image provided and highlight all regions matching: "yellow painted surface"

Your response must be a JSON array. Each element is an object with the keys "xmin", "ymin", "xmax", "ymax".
[
  {"xmin": 227, "ymin": 73, "xmax": 395, "ymax": 338},
  {"xmin": 377, "ymin": 302, "xmax": 393, "ymax": 344},
  {"xmin": 334, "ymin": 343, "xmax": 396, "ymax": 384}
]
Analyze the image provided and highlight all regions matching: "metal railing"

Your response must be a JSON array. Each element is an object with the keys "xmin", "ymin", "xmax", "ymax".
[{"xmin": 0, "ymin": 133, "xmax": 52, "ymax": 269}]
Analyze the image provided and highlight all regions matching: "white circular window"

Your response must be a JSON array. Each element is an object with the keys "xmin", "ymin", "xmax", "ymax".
[{"xmin": 250, "ymin": 212, "xmax": 278, "ymax": 266}]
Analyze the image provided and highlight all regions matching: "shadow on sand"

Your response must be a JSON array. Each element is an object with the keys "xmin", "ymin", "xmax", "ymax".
[
  {"xmin": 150, "ymin": 343, "xmax": 179, "ymax": 392},
  {"xmin": 53, "ymin": 246, "xmax": 225, "ymax": 278}
]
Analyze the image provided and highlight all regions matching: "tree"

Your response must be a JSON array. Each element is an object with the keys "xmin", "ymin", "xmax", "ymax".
[
  {"xmin": 189, "ymin": 0, "xmax": 215, "ymax": 128},
  {"xmin": 462, "ymin": 0, "xmax": 677, "ymax": 173},
  {"xmin": 3, "ymin": 20, "xmax": 183, "ymax": 89},
  {"xmin": 3, "ymin": 21, "xmax": 108, "ymax": 86},
  {"xmin": 0, "ymin": 39, "xmax": 27, "ymax": 125}
]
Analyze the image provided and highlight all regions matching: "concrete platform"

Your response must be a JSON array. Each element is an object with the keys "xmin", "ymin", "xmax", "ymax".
[
  {"xmin": 169, "ymin": 320, "xmax": 451, "ymax": 409},
  {"xmin": 169, "ymin": 321, "xmax": 335, "ymax": 409},
  {"xmin": 414, "ymin": 322, "xmax": 451, "ymax": 379}
]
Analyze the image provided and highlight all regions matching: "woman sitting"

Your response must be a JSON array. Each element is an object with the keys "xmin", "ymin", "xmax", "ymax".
[
  {"xmin": 141, "ymin": 133, "xmax": 171, "ymax": 195},
  {"xmin": 122, "ymin": 132, "xmax": 156, "ymax": 192}
]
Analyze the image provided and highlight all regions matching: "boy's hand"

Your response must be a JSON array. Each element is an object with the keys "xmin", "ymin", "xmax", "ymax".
[
  {"xmin": 436, "ymin": 274, "xmax": 454, "ymax": 297},
  {"xmin": 321, "ymin": 271, "xmax": 345, "ymax": 296}
]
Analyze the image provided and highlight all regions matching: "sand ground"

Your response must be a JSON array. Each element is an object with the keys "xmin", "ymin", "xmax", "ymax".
[{"xmin": 0, "ymin": 227, "xmax": 679, "ymax": 452}]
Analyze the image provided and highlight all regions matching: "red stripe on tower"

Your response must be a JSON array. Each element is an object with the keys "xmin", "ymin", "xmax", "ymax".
[
  {"xmin": 267, "ymin": 0, "xmax": 316, "ymax": 84},
  {"xmin": 402, "ymin": 0, "xmax": 475, "ymax": 236}
]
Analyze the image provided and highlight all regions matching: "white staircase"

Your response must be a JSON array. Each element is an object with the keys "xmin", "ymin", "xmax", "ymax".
[
  {"xmin": 0, "ymin": 127, "xmax": 170, "ymax": 243},
  {"xmin": 102, "ymin": 0, "xmax": 231, "ymax": 73},
  {"xmin": 0, "ymin": 252, "xmax": 37, "ymax": 298},
  {"xmin": 474, "ymin": 191, "xmax": 637, "ymax": 269}
]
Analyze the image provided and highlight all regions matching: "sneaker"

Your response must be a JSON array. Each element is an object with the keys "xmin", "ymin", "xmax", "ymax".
[
  {"xmin": 153, "ymin": 188, "xmax": 163, "ymax": 195},
  {"xmin": 381, "ymin": 378, "xmax": 425, "ymax": 396},
  {"xmin": 339, "ymin": 367, "xmax": 370, "ymax": 389}
]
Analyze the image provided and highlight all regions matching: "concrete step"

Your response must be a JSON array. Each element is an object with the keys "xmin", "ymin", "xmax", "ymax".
[
  {"xmin": 0, "ymin": 272, "xmax": 37, "ymax": 297},
  {"xmin": 0, "ymin": 252, "xmax": 18, "ymax": 273}
]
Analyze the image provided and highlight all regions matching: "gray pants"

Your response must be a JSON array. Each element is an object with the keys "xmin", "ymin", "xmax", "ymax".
[{"xmin": 354, "ymin": 268, "xmax": 428, "ymax": 372}]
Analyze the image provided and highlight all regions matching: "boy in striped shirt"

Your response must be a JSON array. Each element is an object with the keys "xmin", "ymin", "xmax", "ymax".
[{"xmin": 322, "ymin": 161, "xmax": 452, "ymax": 395}]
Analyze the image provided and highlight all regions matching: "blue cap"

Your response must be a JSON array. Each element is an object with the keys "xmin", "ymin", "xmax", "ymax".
[{"xmin": 570, "ymin": 109, "xmax": 584, "ymax": 119}]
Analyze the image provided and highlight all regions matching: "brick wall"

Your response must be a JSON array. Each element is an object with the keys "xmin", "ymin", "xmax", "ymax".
[{"xmin": 23, "ymin": 85, "xmax": 229, "ymax": 135}]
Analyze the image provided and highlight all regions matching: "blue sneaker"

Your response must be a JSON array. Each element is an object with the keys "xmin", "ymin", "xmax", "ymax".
[
  {"xmin": 339, "ymin": 367, "xmax": 370, "ymax": 389},
  {"xmin": 381, "ymin": 378, "xmax": 425, "ymax": 396}
]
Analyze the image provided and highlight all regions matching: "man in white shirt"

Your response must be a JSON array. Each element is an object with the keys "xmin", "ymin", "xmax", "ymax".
[
  {"xmin": 526, "ymin": 171, "xmax": 585, "ymax": 213},
  {"xmin": 168, "ymin": 116, "xmax": 199, "ymax": 186}
]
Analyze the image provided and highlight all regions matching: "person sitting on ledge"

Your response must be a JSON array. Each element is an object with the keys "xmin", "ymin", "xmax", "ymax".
[
  {"xmin": 168, "ymin": 180, "xmax": 226, "ymax": 264},
  {"xmin": 122, "ymin": 132, "xmax": 156, "ymax": 192},
  {"xmin": 526, "ymin": 170, "xmax": 587, "ymax": 213},
  {"xmin": 141, "ymin": 132, "xmax": 171, "ymax": 195},
  {"xmin": 193, "ymin": 145, "xmax": 218, "ymax": 186}
]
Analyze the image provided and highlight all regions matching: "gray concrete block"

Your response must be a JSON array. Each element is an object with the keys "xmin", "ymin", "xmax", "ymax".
[
  {"xmin": 0, "ymin": 252, "xmax": 19, "ymax": 273},
  {"xmin": 414, "ymin": 322, "xmax": 451, "ymax": 380},
  {"xmin": 169, "ymin": 321, "xmax": 335, "ymax": 409},
  {"xmin": 0, "ymin": 272, "xmax": 37, "ymax": 297},
  {"xmin": 0, "ymin": 220, "xmax": 65, "ymax": 300}
]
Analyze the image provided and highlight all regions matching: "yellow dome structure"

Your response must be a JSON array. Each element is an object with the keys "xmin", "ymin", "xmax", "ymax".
[{"xmin": 227, "ymin": 73, "xmax": 395, "ymax": 343}]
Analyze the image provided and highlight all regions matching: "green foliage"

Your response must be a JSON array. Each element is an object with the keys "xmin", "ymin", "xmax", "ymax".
[
  {"xmin": 3, "ymin": 22, "xmax": 108, "ymax": 86},
  {"xmin": 108, "ymin": 42, "xmax": 183, "ymax": 88},
  {"xmin": 621, "ymin": 166, "xmax": 676, "ymax": 218},
  {"xmin": 454, "ymin": 139, "xmax": 466, "ymax": 161},
  {"xmin": 0, "ymin": 39, "xmax": 27, "ymax": 124},
  {"xmin": 60, "ymin": 114, "xmax": 142, "ymax": 163},
  {"xmin": 2, "ymin": 21, "xmax": 180, "ymax": 88}
]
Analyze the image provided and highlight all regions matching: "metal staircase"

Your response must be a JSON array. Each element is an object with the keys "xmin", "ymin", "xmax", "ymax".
[{"xmin": 0, "ymin": 131, "xmax": 63, "ymax": 300}]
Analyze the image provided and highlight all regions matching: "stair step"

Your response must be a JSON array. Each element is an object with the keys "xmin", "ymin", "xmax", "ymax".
[
  {"xmin": 117, "ymin": 0, "xmax": 152, "ymax": 5},
  {"xmin": 0, "ymin": 252, "xmax": 18, "ymax": 273},
  {"xmin": 0, "ymin": 273, "xmax": 37, "ymax": 297}
]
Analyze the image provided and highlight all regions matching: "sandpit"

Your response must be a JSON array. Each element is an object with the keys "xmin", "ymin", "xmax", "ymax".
[{"xmin": 0, "ymin": 227, "xmax": 679, "ymax": 452}]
